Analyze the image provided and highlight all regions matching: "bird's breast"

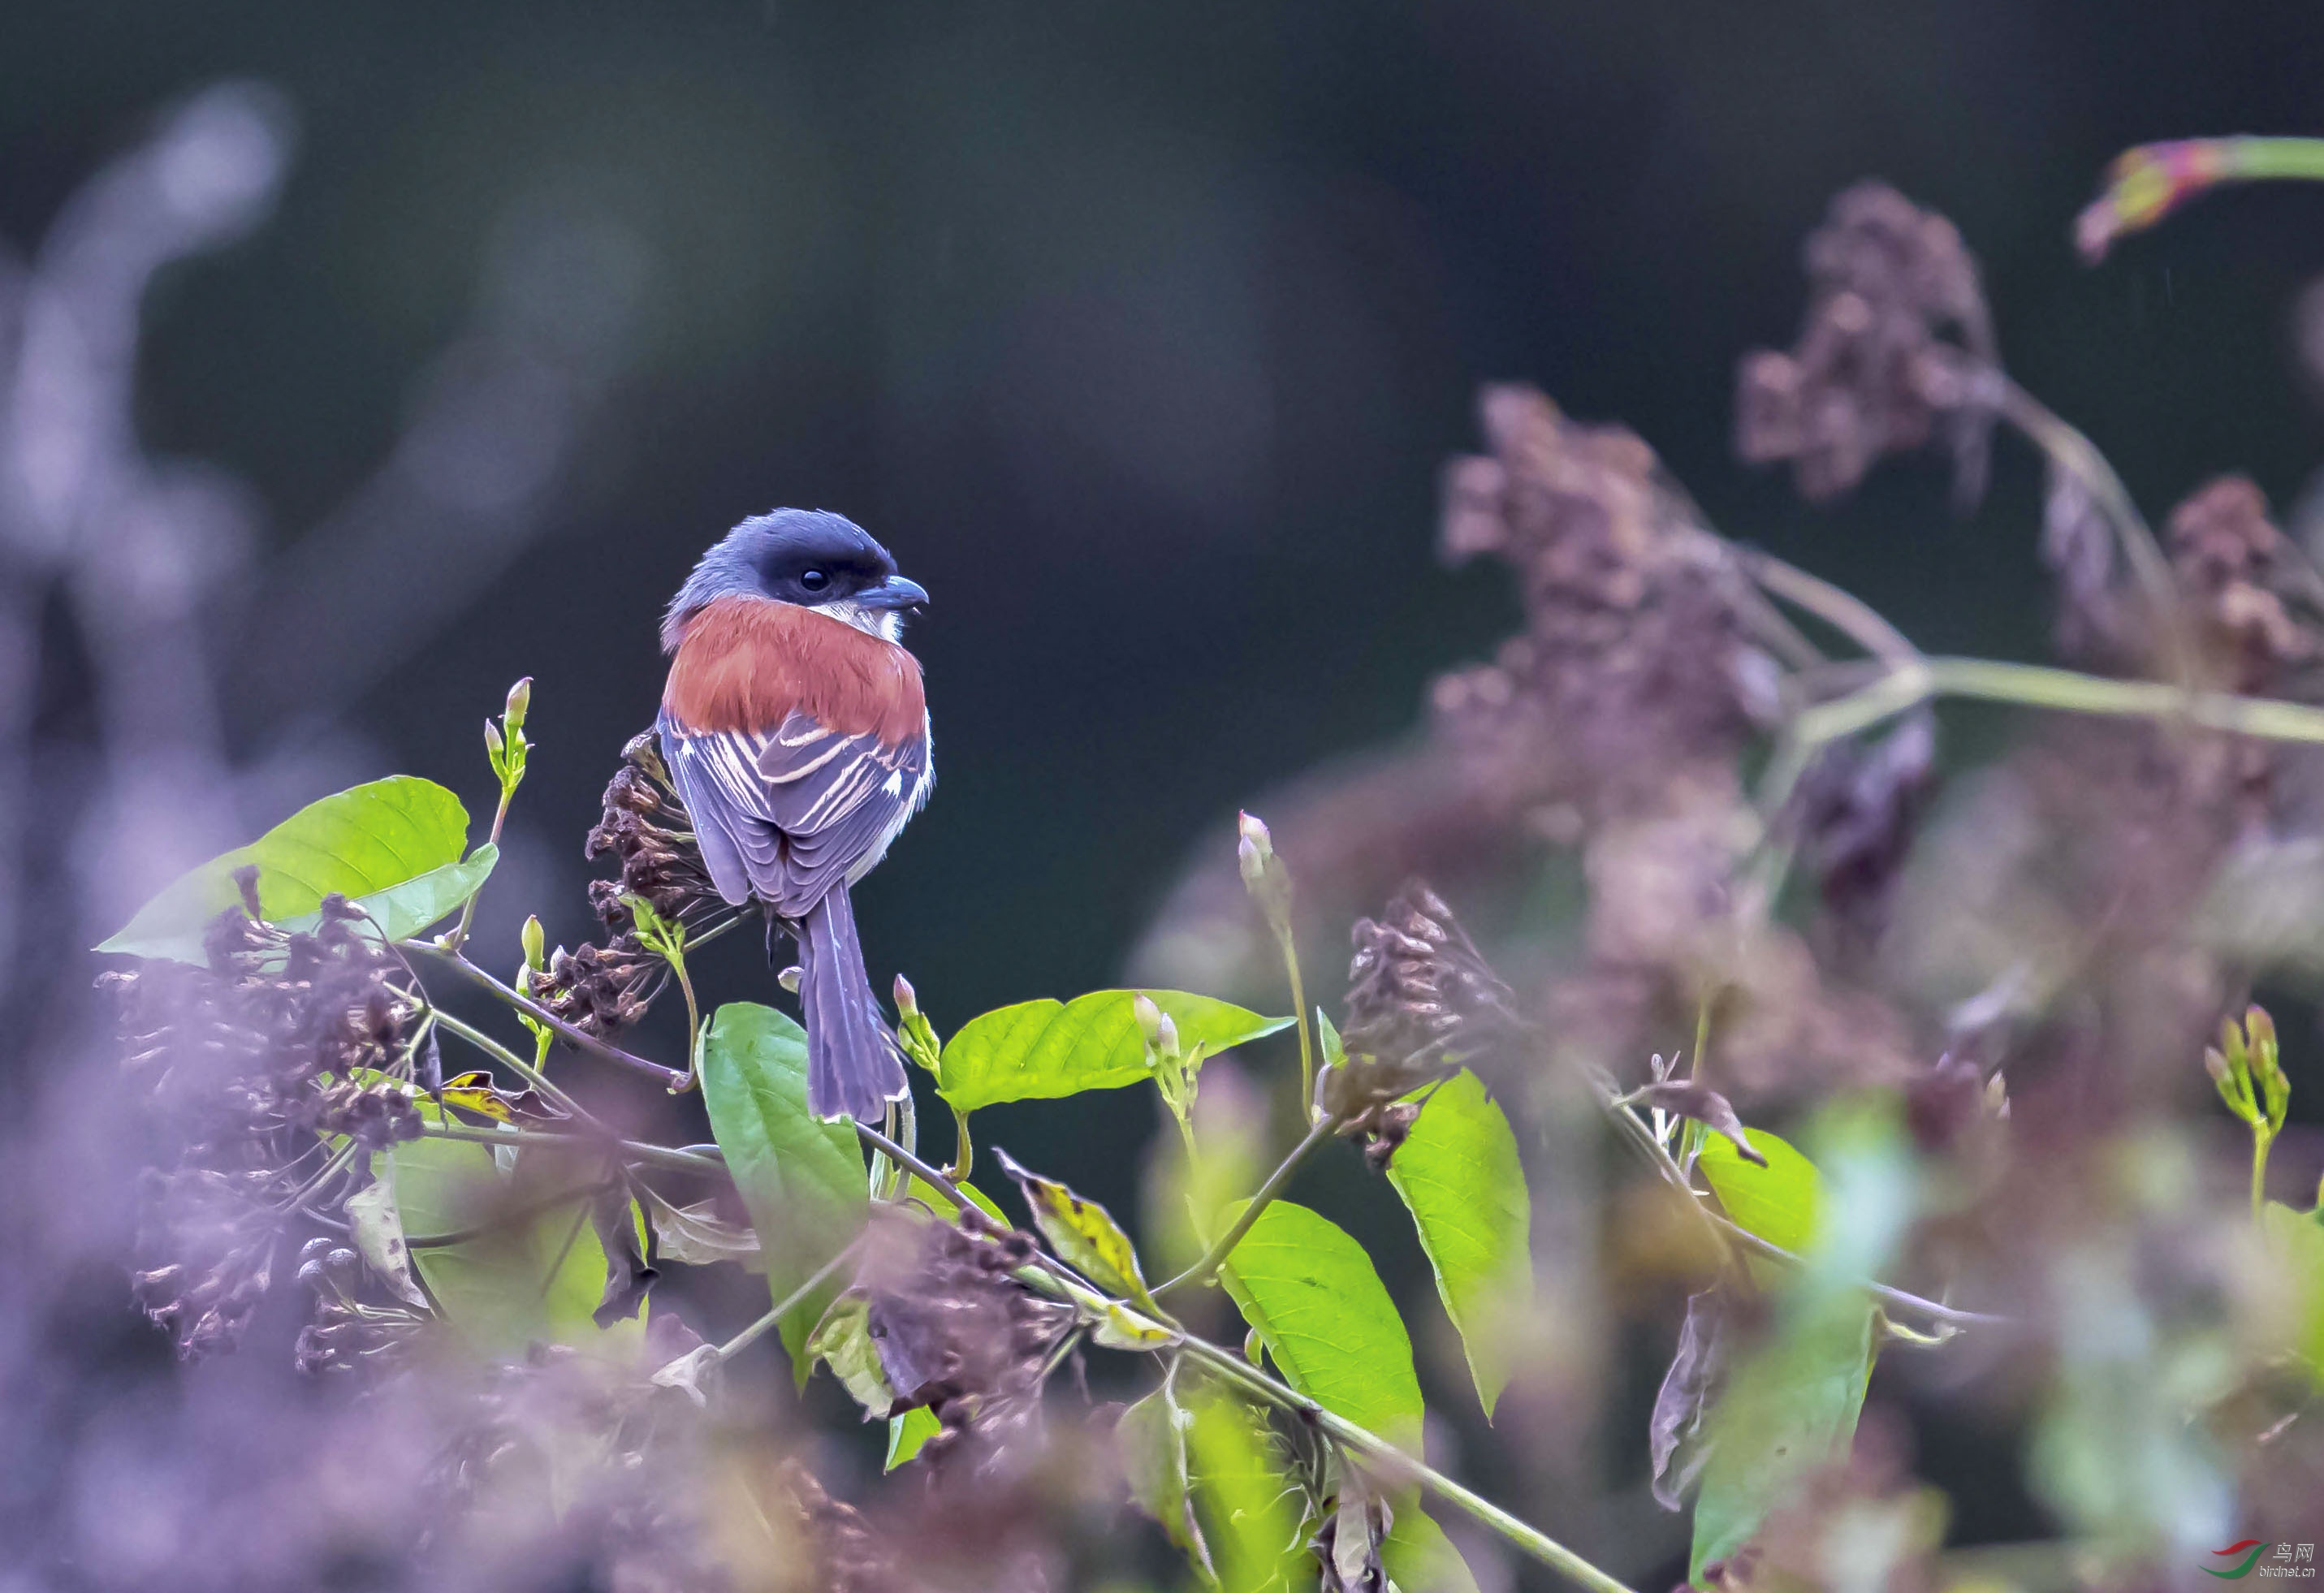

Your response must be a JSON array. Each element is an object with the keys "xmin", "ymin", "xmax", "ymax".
[{"xmin": 663, "ymin": 595, "xmax": 926, "ymax": 745}]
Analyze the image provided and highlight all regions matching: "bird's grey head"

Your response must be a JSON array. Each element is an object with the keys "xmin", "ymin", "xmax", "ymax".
[{"xmin": 663, "ymin": 508, "xmax": 929, "ymax": 650}]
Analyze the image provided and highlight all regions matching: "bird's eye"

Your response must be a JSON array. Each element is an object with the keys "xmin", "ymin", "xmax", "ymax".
[{"xmin": 798, "ymin": 568, "xmax": 829, "ymax": 592}]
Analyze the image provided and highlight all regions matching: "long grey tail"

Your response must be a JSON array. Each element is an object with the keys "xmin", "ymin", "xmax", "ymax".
[{"xmin": 795, "ymin": 885, "xmax": 907, "ymax": 1122}]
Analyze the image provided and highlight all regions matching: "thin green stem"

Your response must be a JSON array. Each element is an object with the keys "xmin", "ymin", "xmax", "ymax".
[
  {"xmin": 1278, "ymin": 930, "xmax": 1316, "ymax": 1122},
  {"xmin": 1155, "ymin": 1115, "xmax": 1337, "ymax": 1297},
  {"xmin": 946, "ymin": 1101, "xmax": 975, "ymax": 1183},
  {"xmin": 417, "ymin": 1118, "xmax": 722, "ymax": 1177},
  {"xmin": 1996, "ymin": 381, "xmax": 2191, "ymax": 685},
  {"xmin": 1741, "ymin": 546, "xmax": 1922, "ymax": 665},
  {"xmin": 2252, "ymin": 1128, "xmax": 2275, "ymax": 1221},
  {"xmin": 447, "ymin": 780, "xmax": 515, "ymax": 954},
  {"xmin": 429, "ymin": 1007, "xmax": 591, "ymax": 1124},
  {"xmin": 712, "ymin": 1237, "xmax": 866, "ymax": 1362}
]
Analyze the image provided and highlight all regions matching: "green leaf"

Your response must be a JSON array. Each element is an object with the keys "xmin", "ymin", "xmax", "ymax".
[
  {"xmin": 2262, "ymin": 1200, "xmax": 2324, "ymax": 1377},
  {"xmin": 1119, "ymin": 1378, "xmax": 1213, "ymax": 1575},
  {"xmin": 904, "ymin": 1174, "xmax": 1009, "ymax": 1228},
  {"xmin": 1384, "ymin": 1505, "xmax": 1483, "ymax": 1593},
  {"xmin": 806, "ymin": 1293, "xmax": 893, "ymax": 1418},
  {"xmin": 1185, "ymin": 1384, "xmax": 1307, "ymax": 1593},
  {"xmin": 387, "ymin": 1129, "xmax": 632, "ymax": 1358},
  {"xmin": 993, "ymin": 1147, "xmax": 1156, "ymax": 1306},
  {"xmin": 279, "ymin": 843, "xmax": 498, "ymax": 943},
  {"xmin": 698, "ymin": 1001, "xmax": 869, "ymax": 1385},
  {"xmin": 937, "ymin": 991, "xmax": 1292, "ymax": 1113},
  {"xmin": 1699, "ymin": 1125, "xmax": 1823, "ymax": 1255},
  {"xmin": 99, "ymin": 776, "xmax": 476, "ymax": 961},
  {"xmin": 886, "ymin": 1406, "xmax": 941, "ymax": 1471},
  {"xmin": 1385, "ymin": 1068, "xmax": 1532, "ymax": 1420},
  {"xmin": 1687, "ymin": 1300, "xmax": 1877, "ymax": 1582},
  {"xmin": 1220, "ymin": 1200, "xmax": 1425, "ymax": 1450}
]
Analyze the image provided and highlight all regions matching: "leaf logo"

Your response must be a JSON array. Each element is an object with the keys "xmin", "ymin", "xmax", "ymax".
[{"xmin": 2205, "ymin": 1541, "xmax": 2269, "ymax": 1579}]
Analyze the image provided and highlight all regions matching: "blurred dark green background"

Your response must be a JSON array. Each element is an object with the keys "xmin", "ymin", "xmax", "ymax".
[{"xmin": 11, "ymin": 0, "xmax": 2324, "ymax": 1214}]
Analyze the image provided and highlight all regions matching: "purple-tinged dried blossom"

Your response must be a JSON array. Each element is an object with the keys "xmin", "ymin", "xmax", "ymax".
[{"xmin": 1737, "ymin": 182, "xmax": 1999, "ymax": 507}]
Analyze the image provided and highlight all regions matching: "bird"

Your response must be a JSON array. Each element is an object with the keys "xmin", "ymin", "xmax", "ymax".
[{"xmin": 656, "ymin": 508, "xmax": 933, "ymax": 1120}]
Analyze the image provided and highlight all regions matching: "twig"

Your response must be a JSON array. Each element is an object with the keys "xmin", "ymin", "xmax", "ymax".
[
  {"xmin": 711, "ymin": 1237, "xmax": 866, "ymax": 1362},
  {"xmin": 1737, "ymin": 546, "xmax": 1924, "ymax": 665},
  {"xmin": 1995, "ymin": 380, "xmax": 2191, "ymax": 684},
  {"xmin": 1154, "ymin": 1115, "xmax": 1338, "ymax": 1297},
  {"xmin": 416, "ymin": 1119, "xmax": 723, "ymax": 1178}
]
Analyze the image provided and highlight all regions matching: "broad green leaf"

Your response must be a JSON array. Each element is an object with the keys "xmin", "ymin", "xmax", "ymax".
[
  {"xmin": 1220, "ymin": 1200, "xmax": 1425, "ymax": 1450},
  {"xmin": 1687, "ymin": 1300, "xmax": 1876, "ymax": 1582},
  {"xmin": 100, "ymin": 776, "xmax": 475, "ymax": 961},
  {"xmin": 886, "ymin": 1406, "xmax": 941, "ymax": 1471},
  {"xmin": 937, "ymin": 991, "xmax": 1292, "ymax": 1113},
  {"xmin": 1687, "ymin": 1105, "xmax": 1907, "ymax": 1585},
  {"xmin": 1185, "ymin": 1385, "xmax": 1307, "ymax": 1593},
  {"xmin": 993, "ymin": 1147, "xmax": 1156, "ymax": 1306},
  {"xmin": 698, "ymin": 1002, "xmax": 868, "ymax": 1384},
  {"xmin": 1119, "ymin": 1378, "xmax": 1212, "ymax": 1574},
  {"xmin": 386, "ymin": 1127, "xmax": 631, "ymax": 1358},
  {"xmin": 1385, "ymin": 1068, "xmax": 1531, "ymax": 1420},
  {"xmin": 1699, "ymin": 1125, "xmax": 1823, "ymax": 1255},
  {"xmin": 904, "ymin": 1174, "xmax": 1009, "ymax": 1228},
  {"xmin": 279, "ymin": 843, "xmax": 498, "ymax": 943},
  {"xmin": 806, "ymin": 1293, "xmax": 893, "ymax": 1418},
  {"xmin": 1384, "ymin": 1506, "xmax": 1483, "ymax": 1593},
  {"xmin": 2261, "ymin": 1200, "xmax": 2324, "ymax": 1377}
]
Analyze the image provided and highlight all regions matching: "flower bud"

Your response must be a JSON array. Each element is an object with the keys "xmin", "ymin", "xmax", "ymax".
[
  {"xmin": 504, "ymin": 676, "xmax": 533, "ymax": 734},
  {"xmin": 2204, "ymin": 1047, "xmax": 2232, "ymax": 1089},
  {"xmin": 779, "ymin": 965, "xmax": 802, "ymax": 994},
  {"xmin": 484, "ymin": 719, "xmax": 504, "ymax": 759},
  {"xmin": 521, "ymin": 915, "xmax": 545, "ymax": 971},
  {"xmin": 1134, "ymin": 993, "xmax": 1165, "ymax": 1048},
  {"xmin": 893, "ymin": 972, "xmax": 919, "ymax": 1017},
  {"xmin": 1156, "ymin": 1012, "xmax": 1181, "ymax": 1060}
]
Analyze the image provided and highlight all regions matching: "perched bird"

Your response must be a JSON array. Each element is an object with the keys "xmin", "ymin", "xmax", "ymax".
[{"xmin": 657, "ymin": 509, "xmax": 932, "ymax": 1120}]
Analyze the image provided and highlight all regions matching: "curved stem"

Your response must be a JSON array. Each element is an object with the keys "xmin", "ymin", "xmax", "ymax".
[
  {"xmin": 1740, "ymin": 546, "xmax": 1923, "ymax": 665},
  {"xmin": 1155, "ymin": 1115, "xmax": 1337, "ymax": 1297},
  {"xmin": 713, "ymin": 1237, "xmax": 865, "ymax": 1362},
  {"xmin": 417, "ymin": 1118, "xmax": 722, "ymax": 1177},
  {"xmin": 946, "ymin": 1101, "xmax": 975, "ymax": 1183},
  {"xmin": 1996, "ymin": 380, "xmax": 2192, "ymax": 685}
]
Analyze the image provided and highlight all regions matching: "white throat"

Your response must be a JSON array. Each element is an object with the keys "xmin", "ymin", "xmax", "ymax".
[{"xmin": 818, "ymin": 598, "xmax": 903, "ymax": 642}]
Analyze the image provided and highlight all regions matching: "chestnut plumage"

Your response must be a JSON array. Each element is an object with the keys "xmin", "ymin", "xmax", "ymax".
[{"xmin": 658, "ymin": 509, "xmax": 933, "ymax": 1120}]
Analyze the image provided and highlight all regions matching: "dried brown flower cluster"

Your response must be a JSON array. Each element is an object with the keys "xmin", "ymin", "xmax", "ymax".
[
  {"xmin": 1326, "ymin": 883, "xmax": 1524, "ymax": 1163},
  {"xmin": 1736, "ymin": 181, "xmax": 1999, "ymax": 506},
  {"xmin": 105, "ymin": 888, "xmax": 430, "ymax": 1356},
  {"xmin": 857, "ymin": 1211, "xmax": 1073, "ymax": 1491},
  {"xmin": 533, "ymin": 732, "xmax": 723, "ymax": 1037}
]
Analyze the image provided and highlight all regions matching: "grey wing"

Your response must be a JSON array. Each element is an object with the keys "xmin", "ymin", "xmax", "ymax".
[{"xmin": 658, "ymin": 709, "xmax": 929, "ymax": 919}]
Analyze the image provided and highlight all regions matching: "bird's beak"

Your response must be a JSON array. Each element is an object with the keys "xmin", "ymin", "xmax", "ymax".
[{"xmin": 858, "ymin": 574, "xmax": 930, "ymax": 612}]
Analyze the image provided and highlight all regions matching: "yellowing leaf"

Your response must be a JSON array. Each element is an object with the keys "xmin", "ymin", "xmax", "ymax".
[{"xmin": 993, "ymin": 1147, "xmax": 1156, "ymax": 1306}]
